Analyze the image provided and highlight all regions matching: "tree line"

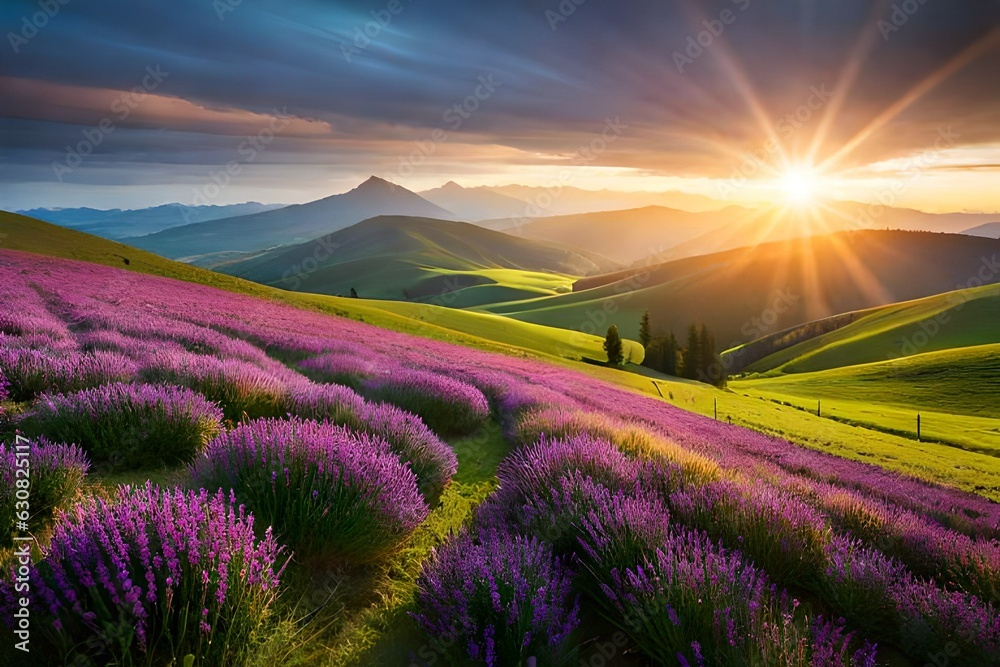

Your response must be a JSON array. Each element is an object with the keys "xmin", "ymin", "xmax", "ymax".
[{"xmin": 635, "ymin": 310, "xmax": 727, "ymax": 388}]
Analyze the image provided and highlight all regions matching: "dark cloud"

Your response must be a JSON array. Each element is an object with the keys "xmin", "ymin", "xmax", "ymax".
[{"xmin": 0, "ymin": 0, "xmax": 998, "ymax": 207}]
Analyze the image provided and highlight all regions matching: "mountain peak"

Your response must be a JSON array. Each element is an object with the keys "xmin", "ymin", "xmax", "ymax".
[
  {"xmin": 356, "ymin": 175, "xmax": 399, "ymax": 193},
  {"xmin": 440, "ymin": 180, "xmax": 464, "ymax": 191}
]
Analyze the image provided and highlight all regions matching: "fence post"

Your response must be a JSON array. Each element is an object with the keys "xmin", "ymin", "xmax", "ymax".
[
  {"xmin": 714, "ymin": 397, "xmax": 718, "ymax": 421},
  {"xmin": 817, "ymin": 400, "xmax": 821, "ymax": 418},
  {"xmin": 917, "ymin": 413, "xmax": 921, "ymax": 442}
]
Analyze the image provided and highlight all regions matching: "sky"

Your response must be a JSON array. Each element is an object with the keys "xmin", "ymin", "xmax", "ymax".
[{"xmin": 1, "ymin": 0, "xmax": 998, "ymax": 212}]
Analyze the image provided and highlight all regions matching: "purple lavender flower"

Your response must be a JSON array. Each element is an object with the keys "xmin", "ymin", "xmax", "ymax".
[
  {"xmin": 412, "ymin": 528, "xmax": 579, "ymax": 667},
  {"xmin": 360, "ymin": 368, "xmax": 489, "ymax": 436},
  {"xmin": 0, "ymin": 437, "xmax": 89, "ymax": 546},
  {"xmin": 191, "ymin": 417, "xmax": 429, "ymax": 563},
  {"xmin": 22, "ymin": 382, "xmax": 223, "ymax": 470},
  {"xmin": 0, "ymin": 483, "xmax": 283, "ymax": 665}
]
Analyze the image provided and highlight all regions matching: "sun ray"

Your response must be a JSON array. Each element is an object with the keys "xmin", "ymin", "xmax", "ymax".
[
  {"xmin": 817, "ymin": 26, "xmax": 1000, "ymax": 173},
  {"xmin": 805, "ymin": 0, "xmax": 894, "ymax": 163},
  {"xmin": 674, "ymin": 0, "xmax": 789, "ymax": 172}
]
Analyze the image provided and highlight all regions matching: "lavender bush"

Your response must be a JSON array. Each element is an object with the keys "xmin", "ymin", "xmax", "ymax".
[
  {"xmin": 669, "ymin": 479, "xmax": 831, "ymax": 585},
  {"xmin": 190, "ymin": 418, "xmax": 429, "ymax": 563},
  {"xmin": 140, "ymin": 352, "xmax": 291, "ymax": 421},
  {"xmin": 0, "ymin": 348, "xmax": 136, "ymax": 402},
  {"xmin": 2, "ymin": 484, "xmax": 284, "ymax": 665},
  {"xmin": 412, "ymin": 529, "xmax": 579, "ymax": 667},
  {"xmin": 360, "ymin": 368, "xmax": 489, "ymax": 435},
  {"xmin": 22, "ymin": 382, "xmax": 223, "ymax": 470},
  {"xmin": 297, "ymin": 351, "xmax": 389, "ymax": 388},
  {"xmin": 0, "ymin": 437, "xmax": 89, "ymax": 546},
  {"xmin": 288, "ymin": 383, "xmax": 459, "ymax": 503},
  {"xmin": 494, "ymin": 434, "xmax": 636, "ymax": 508}
]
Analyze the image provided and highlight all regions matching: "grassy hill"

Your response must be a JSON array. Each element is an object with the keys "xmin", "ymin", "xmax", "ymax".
[
  {"xmin": 129, "ymin": 177, "xmax": 456, "ymax": 266},
  {"xmin": 733, "ymin": 344, "xmax": 1000, "ymax": 454},
  {"xmin": 732, "ymin": 283, "xmax": 1000, "ymax": 375},
  {"xmin": 0, "ymin": 210, "xmax": 640, "ymax": 363},
  {"xmin": 481, "ymin": 230, "xmax": 1000, "ymax": 346},
  {"xmin": 220, "ymin": 215, "xmax": 618, "ymax": 301},
  {"xmin": 725, "ymin": 284, "xmax": 1000, "ymax": 454}
]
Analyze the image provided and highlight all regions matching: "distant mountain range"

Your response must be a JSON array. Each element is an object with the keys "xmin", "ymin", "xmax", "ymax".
[
  {"xmin": 963, "ymin": 222, "xmax": 1000, "ymax": 239},
  {"xmin": 418, "ymin": 182, "xmax": 531, "ymax": 221},
  {"xmin": 496, "ymin": 201, "xmax": 1000, "ymax": 265},
  {"xmin": 129, "ymin": 177, "xmax": 457, "ymax": 266},
  {"xmin": 482, "ymin": 230, "xmax": 1000, "ymax": 346},
  {"xmin": 484, "ymin": 184, "xmax": 729, "ymax": 216},
  {"xmin": 502, "ymin": 205, "xmax": 741, "ymax": 264},
  {"xmin": 219, "ymin": 215, "xmax": 618, "ymax": 301},
  {"xmin": 16, "ymin": 202, "xmax": 284, "ymax": 239}
]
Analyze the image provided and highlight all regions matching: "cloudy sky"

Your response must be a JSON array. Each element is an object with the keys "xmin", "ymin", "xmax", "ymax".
[{"xmin": 1, "ymin": 0, "xmax": 998, "ymax": 211}]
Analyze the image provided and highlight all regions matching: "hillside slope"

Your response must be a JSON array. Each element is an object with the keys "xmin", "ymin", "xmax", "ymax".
[
  {"xmin": 0, "ymin": 211, "xmax": 640, "ymax": 363},
  {"xmin": 5, "ymin": 210, "xmax": 1000, "ymax": 496},
  {"xmin": 729, "ymin": 283, "xmax": 1000, "ymax": 375},
  {"xmin": 221, "ymin": 215, "xmax": 618, "ymax": 301},
  {"xmin": 964, "ymin": 222, "xmax": 1000, "ymax": 239},
  {"xmin": 129, "ymin": 177, "xmax": 455, "ymax": 265},
  {"xmin": 482, "ymin": 230, "xmax": 1000, "ymax": 345},
  {"xmin": 732, "ymin": 343, "xmax": 1000, "ymax": 454}
]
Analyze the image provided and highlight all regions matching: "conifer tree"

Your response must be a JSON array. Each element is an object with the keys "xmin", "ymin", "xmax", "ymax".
[{"xmin": 604, "ymin": 325, "xmax": 625, "ymax": 366}]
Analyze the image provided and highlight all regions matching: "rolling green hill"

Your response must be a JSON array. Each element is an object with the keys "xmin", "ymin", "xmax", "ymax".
[
  {"xmin": 726, "ymin": 284, "xmax": 1000, "ymax": 454},
  {"xmin": 732, "ymin": 344, "xmax": 1000, "ymax": 455},
  {"xmin": 481, "ymin": 230, "xmax": 1000, "ymax": 346},
  {"xmin": 731, "ymin": 283, "xmax": 1000, "ymax": 375},
  {"xmin": 0, "ymin": 210, "xmax": 640, "ymax": 363},
  {"xmin": 219, "ymin": 215, "xmax": 618, "ymax": 301},
  {"xmin": 129, "ymin": 177, "xmax": 457, "ymax": 265}
]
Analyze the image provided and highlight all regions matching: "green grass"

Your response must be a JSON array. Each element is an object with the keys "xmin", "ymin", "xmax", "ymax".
[
  {"xmin": 220, "ymin": 215, "xmax": 611, "ymax": 301},
  {"xmin": 731, "ymin": 344, "xmax": 1000, "ymax": 456},
  {"xmin": 370, "ymin": 299, "xmax": 643, "ymax": 362},
  {"xmin": 738, "ymin": 284, "xmax": 1000, "ymax": 375}
]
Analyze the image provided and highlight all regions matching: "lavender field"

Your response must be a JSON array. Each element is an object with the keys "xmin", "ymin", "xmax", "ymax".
[{"xmin": 0, "ymin": 247, "xmax": 997, "ymax": 666}]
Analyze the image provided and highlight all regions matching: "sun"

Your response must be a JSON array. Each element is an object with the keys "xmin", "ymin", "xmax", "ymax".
[{"xmin": 780, "ymin": 166, "xmax": 820, "ymax": 207}]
